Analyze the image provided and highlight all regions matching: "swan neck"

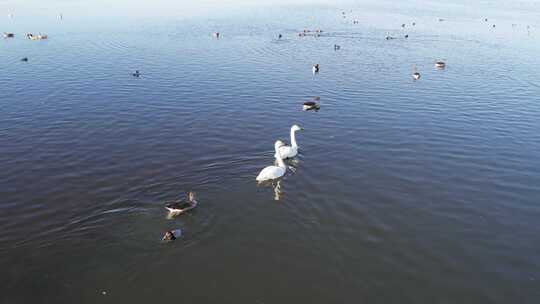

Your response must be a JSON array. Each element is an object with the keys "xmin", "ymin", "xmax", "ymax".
[
  {"xmin": 290, "ymin": 128, "xmax": 298, "ymax": 148},
  {"xmin": 276, "ymin": 156, "xmax": 286, "ymax": 169},
  {"xmin": 275, "ymin": 148, "xmax": 286, "ymax": 169}
]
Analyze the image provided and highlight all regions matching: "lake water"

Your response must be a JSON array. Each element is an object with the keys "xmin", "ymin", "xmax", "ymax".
[{"xmin": 1, "ymin": 1, "xmax": 540, "ymax": 303}]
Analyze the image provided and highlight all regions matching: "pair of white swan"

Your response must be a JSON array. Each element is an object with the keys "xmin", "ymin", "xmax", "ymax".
[{"xmin": 256, "ymin": 125, "xmax": 303, "ymax": 182}]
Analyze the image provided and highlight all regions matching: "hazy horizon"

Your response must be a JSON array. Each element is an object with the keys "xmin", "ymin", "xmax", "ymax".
[
  {"xmin": 2, "ymin": 0, "xmax": 540, "ymax": 23},
  {"xmin": 1, "ymin": 0, "xmax": 340, "ymax": 17}
]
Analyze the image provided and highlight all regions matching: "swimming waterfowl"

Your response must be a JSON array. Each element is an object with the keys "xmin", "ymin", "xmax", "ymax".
[
  {"xmin": 26, "ymin": 33, "xmax": 48, "ymax": 40},
  {"xmin": 277, "ymin": 125, "xmax": 303, "ymax": 159},
  {"xmin": 213, "ymin": 32, "xmax": 220, "ymax": 38},
  {"xmin": 412, "ymin": 22, "xmax": 416, "ymax": 26},
  {"xmin": 21, "ymin": 57, "xmax": 28, "ymax": 62},
  {"xmin": 313, "ymin": 64, "xmax": 320, "ymax": 74},
  {"xmin": 3, "ymin": 32, "xmax": 14, "ymax": 38},
  {"xmin": 256, "ymin": 141, "xmax": 287, "ymax": 182},
  {"xmin": 334, "ymin": 44, "xmax": 341, "ymax": 50},
  {"xmin": 404, "ymin": 34, "xmax": 409, "ymax": 39},
  {"xmin": 162, "ymin": 229, "xmax": 182, "ymax": 241},
  {"xmin": 303, "ymin": 96, "xmax": 320, "ymax": 111},
  {"xmin": 165, "ymin": 192, "xmax": 198, "ymax": 214},
  {"xmin": 435, "ymin": 60, "xmax": 446, "ymax": 69},
  {"xmin": 303, "ymin": 101, "xmax": 320, "ymax": 111},
  {"xmin": 163, "ymin": 231, "xmax": 176, "ymax": 240},
  {"xmin": 412, "ymin": 65, "xmax": 420, "ymax": 80},
  {"xmin": 278, "ymin": 34, "xmax": 282, "ymax": 39},
  {"xmin": 132, "ymin": 70, "xmax": 140, "ymax": 77},
  {"xmin": 385, "ymin": 33, "xmax": 396, "ymax": 40}
]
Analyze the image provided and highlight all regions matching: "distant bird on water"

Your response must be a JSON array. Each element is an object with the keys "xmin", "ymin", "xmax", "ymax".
[
  {"xmin": 435, "ymin": 60, "xmax": 446, "ymax": 69},
  {"xmin": 21, "ymin": 57, "xmax": 28, "ymax": 62},
  {"xmin": 162, "ymin": 229, "xmax": 182, "ymax": 241},
  {"xmin": 165, "ymin": 192, "xmax": 198, "ymax": 215},
  {"xmin": 412, "ymin": 65, "xmax": 420, "ymax": 80},
  {"xmin": 132, "ymin": 70, "xmax": 140, "ymax": 77},
  {"xmin": 312, "ymin": 64, "xmax": 320, "ymax": 74},
  {"xmin": 303, "ymin": 96, "xmax": 321, "ymax": 111}
]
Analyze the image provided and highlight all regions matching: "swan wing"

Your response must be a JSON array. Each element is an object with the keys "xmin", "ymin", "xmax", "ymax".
[
  {"xmin": 278, "ymin": 145, "xmax": 297, "ymax": 158},
  {"xmin": 256, "ymin": 166, "xmax": 285, "ymax": 181}
]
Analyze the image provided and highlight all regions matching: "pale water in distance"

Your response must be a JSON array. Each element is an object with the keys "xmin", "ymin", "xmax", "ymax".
[{"xmin": 1, "ymin": 0, "xmax": 540, "ymax": 303}]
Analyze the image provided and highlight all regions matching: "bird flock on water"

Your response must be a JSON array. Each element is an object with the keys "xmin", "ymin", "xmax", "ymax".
[{"xmin": 2, "ymin": 9, "xmax": 535, "ymax": 242}]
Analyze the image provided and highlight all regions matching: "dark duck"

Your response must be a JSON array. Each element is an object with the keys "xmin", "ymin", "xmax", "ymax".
[
  {"xmin": 303, "ymin": 96, "xmax": 321, "ymax": 111},
  {"xmin": 165, "ymin": 191, "xmax": 198, "ymax": 215},
  {"xmin": 162, "ymin": 229, "xmax": 182, "ymax": 241}
]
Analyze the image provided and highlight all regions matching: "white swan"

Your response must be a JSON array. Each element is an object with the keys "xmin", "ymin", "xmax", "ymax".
[
  {"xmin": 278, "ymin": 125, "xmax": 303, "ymax": 159},
  {"xmin": 256, "ymin": 141, "xmax": 287, "ymax": 182}
]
